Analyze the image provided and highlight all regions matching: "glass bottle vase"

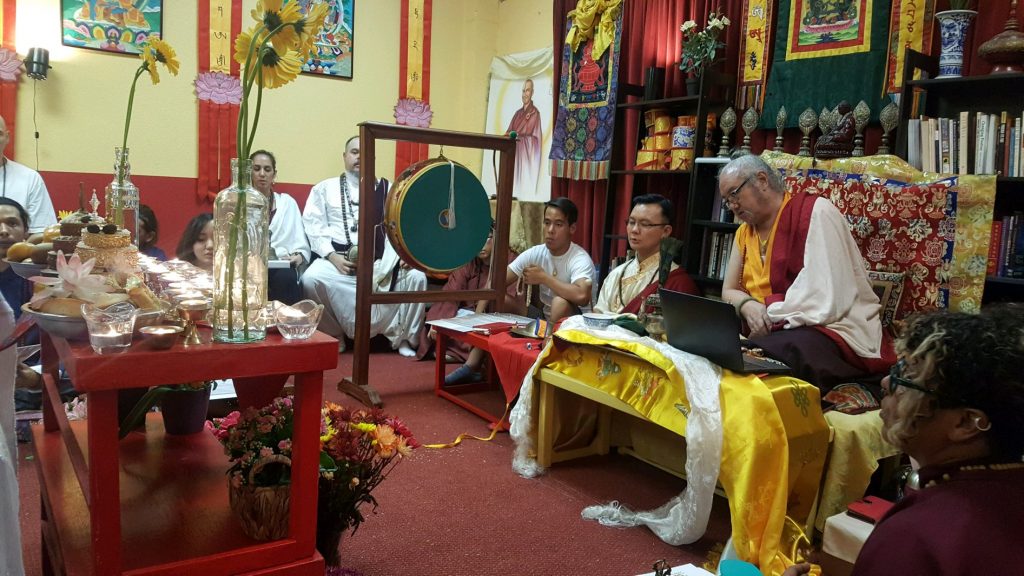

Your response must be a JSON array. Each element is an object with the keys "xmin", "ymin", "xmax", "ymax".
[
  {"xmin": 212, "ymin": 158, "xmax": 269, "ymax": 343},
  {"xmin": 104, "ymin": 147, "xmax": 140, "ymax": 245}
]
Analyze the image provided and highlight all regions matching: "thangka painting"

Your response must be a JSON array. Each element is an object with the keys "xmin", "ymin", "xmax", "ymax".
[
  {"xmin": 61, "ymin": 0, "xmax": 163, "ymax": 55},
  {"xmin": 286, "ymin": 0, "xmax": 353, "ymax": 79},
  {"xmin": 785, "ymin": 0, "xmax": 873, "ymax": 61}
]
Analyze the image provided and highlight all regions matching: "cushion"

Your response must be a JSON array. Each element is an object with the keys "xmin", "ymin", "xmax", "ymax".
[{"xmin": 866, "ymin": 270, "xmax": 905, "ymax": 328}]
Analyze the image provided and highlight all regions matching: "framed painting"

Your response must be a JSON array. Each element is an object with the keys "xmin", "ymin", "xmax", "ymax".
[
  {"xmin": 288, "ymin": 0, "xmax": 353, "ymax": 79},
  {"xmin": 60, "ymin": 0, "xmax": 164, "ymax": 55}
]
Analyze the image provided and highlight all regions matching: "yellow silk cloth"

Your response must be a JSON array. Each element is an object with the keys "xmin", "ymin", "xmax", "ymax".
[
  {"xmin": 737, "ymin": 194, "xmax": 791, "ymax": 302},
  {"xmin": 542, "ymin": 330, "xmax": 829, "ymax": 573},
  {"xmin": 761, "ymin": 152, "xmax": 996, "ymax": 313},
  {"xmin": 565, "ymin": 0, "xmax": 623, "ymax": 59}
]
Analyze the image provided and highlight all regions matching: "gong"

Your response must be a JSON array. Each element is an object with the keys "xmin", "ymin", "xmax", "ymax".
[{"xmin": 385, "ymin": 156, "xmax": 492, "ymax": 273}]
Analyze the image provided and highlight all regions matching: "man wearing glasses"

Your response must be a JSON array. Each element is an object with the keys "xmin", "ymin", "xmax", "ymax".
[
  {"xmin": 593, "ymin": 194, "xmax": 698, "ymax": 314},
  {"xmin": 718, "ymin": 155, "xmax": 893, "ymax": 394}
]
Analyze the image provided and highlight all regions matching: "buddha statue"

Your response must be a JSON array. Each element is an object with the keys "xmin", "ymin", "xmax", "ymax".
[{"xmin": 814, "ymin": 101, "xmax": 856, "ymax": 159}]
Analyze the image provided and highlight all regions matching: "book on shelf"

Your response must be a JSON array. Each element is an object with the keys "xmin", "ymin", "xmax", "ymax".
[
  {"xmin": 910, "ymin": 111, "xmax": 1024, "ymax": 176},
  {"xmin": 992, "ymin": 212, "xmax": 1024, "ymax": 279},
  {"xmin": 988, "ymin": 220, "xmax": 1003, "ymax": 276}
]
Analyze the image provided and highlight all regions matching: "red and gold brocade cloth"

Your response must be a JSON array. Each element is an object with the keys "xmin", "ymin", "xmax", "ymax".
[
  {"xmin": 533, "ymin": 326, "xmax": 828, "ymax": 574},
  {"xmin": 761, "ymin": 152, "xmax": 996, "ymax": 315}
]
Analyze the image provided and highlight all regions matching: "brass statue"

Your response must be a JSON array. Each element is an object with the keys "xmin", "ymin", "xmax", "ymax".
[{"xmin": 815, "ymin": 101, "xmax": 856, "ymax": 159}]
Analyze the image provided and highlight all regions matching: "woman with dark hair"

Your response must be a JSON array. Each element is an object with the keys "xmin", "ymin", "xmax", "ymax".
[
  {"xmin": 176, "ymin": 213, "xmax": 214, "ymax": 271},
  {"xmin": 138, "ymin": 205, "xmax": 167, "ymax": 261},
  {"xmin": 250, "ymin": 149, "xmax": 308, "ymax": 304},
  {"xmin": 786, "ymin": 305, "xmax": 1024, "ymax": 575}
]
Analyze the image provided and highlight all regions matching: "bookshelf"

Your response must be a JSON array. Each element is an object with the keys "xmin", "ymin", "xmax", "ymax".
[
  {"xmin": 598, "ymin": 70, "xmax": 736, "ymax": 282},
  {"xmin": 683, "ymin": 157, "xmax": 733, "ymax": 294},
  {"xmin": 896, "ymin": 49, "xmax": 1024, "ymax": 304}
]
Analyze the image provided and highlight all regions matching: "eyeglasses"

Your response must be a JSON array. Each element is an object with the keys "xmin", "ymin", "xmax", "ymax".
[
  {"xmin": 723, "ymin": 175, "xmax": 754, "ymax": 205},
  {"xmin": 886, "ymin": 359, "xmax": 968, "ymax": 406},
  {"xmin": 625, "ymin": 219, "xmax": 670, "ymax": 230}
]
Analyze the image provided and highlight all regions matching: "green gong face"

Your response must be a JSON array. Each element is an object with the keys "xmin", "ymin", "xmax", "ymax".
[{"xmin": 388, "ymin": 160, "xmax": 492, "ymax": 273}]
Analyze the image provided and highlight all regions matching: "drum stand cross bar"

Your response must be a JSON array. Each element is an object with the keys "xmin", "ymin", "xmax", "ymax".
[{"xmin": 343, "ymin": 121, "xmax": 517, "ymax": 407}]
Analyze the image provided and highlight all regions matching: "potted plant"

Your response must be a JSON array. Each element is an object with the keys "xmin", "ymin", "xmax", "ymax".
[
  {"xmin": 935, "ymin": 0, "xmax": 977, "ymax": 78},
  {"xmin": 119, "ymin": 381, "xmax": 215, "ymax": 438},
  {"xmin": 208, "ymin": 397, "xmax": 295, "ymax": 541},
  {"xmin": 678, "ymin": 10, "xmax": 730, "ymax": 95},
  {"xmin": 317, "ymin": 402, "xmax": 418, "ymax": 567}
]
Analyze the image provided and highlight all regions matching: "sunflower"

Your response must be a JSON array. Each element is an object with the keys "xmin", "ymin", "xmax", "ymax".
[
  {"xmin": 251, "ymin": 0, "xmax": 304, "ymax": 53},
  {"xmin": 257, "ymin": 46, "xmax": 302, "ymax": 89},
  {"xmin": 291, "ymin": 2, "xmax": 329, "ymax": 59}
]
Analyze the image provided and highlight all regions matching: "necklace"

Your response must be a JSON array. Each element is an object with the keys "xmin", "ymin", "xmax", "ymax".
[
  {"xmin": 616, "ymin": 256, "xmax": 659, "ymax": 311},
  {"xmin": 338, "ymin": 174, "xmax": 358, "ymax": 246},
  {"xmin": 755, "ymin": 230, "xmax": 769, "ymax": 262},
  {"xmin": 2, "ymin": 159, "xmax": 6, "ymax": 199}
]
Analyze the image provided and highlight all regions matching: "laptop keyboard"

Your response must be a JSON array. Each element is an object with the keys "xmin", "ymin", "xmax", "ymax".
[{"xmin": 743, "ymin": 353, "xmax": 790, "ymax": 371}]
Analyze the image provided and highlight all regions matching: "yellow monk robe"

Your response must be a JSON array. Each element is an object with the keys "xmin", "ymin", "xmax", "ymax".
[
  {"xmin": 738, "ymin": 194, "xmax": 791, "ymax": 303},
  {"xmin": 539, "ymin": 328, "xmax": 828, "ymax": 573}
]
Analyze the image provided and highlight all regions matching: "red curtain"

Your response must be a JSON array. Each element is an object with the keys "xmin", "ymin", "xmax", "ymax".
[{"xmin": 551, "ymin": 0, "xmax": 745, "ymax": 263}]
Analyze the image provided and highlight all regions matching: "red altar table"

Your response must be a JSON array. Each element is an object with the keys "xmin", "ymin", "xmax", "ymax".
[
  {"xmin": 433, "ymin": 326, "xmax": 542, "ymax": 428},
  {"xmin": 31, "ymin": 329, "xmax": 337, "ymax": 576}
]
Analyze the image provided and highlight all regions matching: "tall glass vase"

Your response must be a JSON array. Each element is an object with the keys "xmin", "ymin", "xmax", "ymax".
[
  {"xmin": 935, "ymin": 10, "xmax": 977, "ymax": 78},
  {"xmin": 104, "ymin": 147, "xmax": 140, "ymax": 245},
  {"xmin": 212, "ymin": 158, "xmax": 269, "ymax": 343}
]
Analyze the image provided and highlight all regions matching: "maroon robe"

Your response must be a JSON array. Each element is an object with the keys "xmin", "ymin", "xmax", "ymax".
[
  {"xmin": 851, "ymin": 460, "xmax": 1024, "ymax": 575},
  {"xmin": 621, "ymin": 268, "xmax": 699, "ymax": 315}
]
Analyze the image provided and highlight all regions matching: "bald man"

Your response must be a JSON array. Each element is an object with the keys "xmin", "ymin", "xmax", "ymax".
[{"xmin": 0, "ymin": 117, "xmax": 56, "ymax": 233}]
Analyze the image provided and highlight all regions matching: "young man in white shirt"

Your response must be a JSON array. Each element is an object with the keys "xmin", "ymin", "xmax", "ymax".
[{"xmin": 445, "ymin": 197, "xmax": 595, "ymax": 385}]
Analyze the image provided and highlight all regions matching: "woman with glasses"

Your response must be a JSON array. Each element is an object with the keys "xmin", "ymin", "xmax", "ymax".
[
  {"xmin": 593, "ymin": 194, "xmax": 698, "ymax": 314},
  {"xmin": 786, "ymin": 305, "xmax": 1024, "ymax": 575}
]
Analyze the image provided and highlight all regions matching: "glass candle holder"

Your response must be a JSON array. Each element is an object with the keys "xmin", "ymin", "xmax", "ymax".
[
  {"xmin": 275, "ymin": 299, "xmax": 323, "ymax": 340},
  {"xmin": 81, "ymin": 302, "xmax": 139, "ymax": 355}
]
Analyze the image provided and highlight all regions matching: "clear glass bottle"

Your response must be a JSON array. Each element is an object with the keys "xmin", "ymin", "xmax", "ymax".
[
  {"xmin": 104, "ymin": 147, "xmax": 140, "ymax": 245},
  {"xmin": 212, "ymin": 158, "xmax": 269, "ymax": 343}
]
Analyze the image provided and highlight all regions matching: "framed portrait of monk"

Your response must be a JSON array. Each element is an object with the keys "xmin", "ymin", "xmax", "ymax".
[
  {"xmin": 60, "ymin": 0, "xmax": 164, "ymax": 56},
  {"xmin": 287, "ymin": 0, "xmax": 354, "ymax": 79}
]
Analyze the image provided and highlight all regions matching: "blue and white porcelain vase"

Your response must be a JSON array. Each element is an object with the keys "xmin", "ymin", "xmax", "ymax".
[{"xmin": 936, "ymin": 10, "xmax": 977, "ymax": 78}]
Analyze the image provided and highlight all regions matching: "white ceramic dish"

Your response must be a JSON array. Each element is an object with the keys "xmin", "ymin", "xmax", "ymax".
[{"xmin": 582, "ymin": 312, "xmax": 618, "ymax": 329}]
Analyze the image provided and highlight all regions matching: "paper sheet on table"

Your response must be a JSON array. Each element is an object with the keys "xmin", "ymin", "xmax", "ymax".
[{"xmin": 427, "ymin": 312, "xmax": 533, "ymax": 333}]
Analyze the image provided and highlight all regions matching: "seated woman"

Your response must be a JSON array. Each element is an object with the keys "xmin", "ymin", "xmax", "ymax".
[
  {"xmin": 786, "ymin": 306, "xmax": 1024, "ymax": 576},
  {"xmin": 138, "ymin": 205, "xmax": 167, "ymax": 261},
  {"xmin": 175, "ymin": 213, "xmax": 214, "ymax": 271},
  {"xmin": 250, "ymin": 150, "xmax": 309, "ymax": 305}
]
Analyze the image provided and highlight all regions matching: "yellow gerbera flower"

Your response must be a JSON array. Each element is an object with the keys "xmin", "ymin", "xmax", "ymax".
[
  {"xmin": 292, "ymin": 3, "xmax": 329, "ymax": 59},
  {"xmin": 139, "ymin": 46, "xmax": 159, "ymax": 84},
  {"xmin": 252, "ymin": 0, "xmax": 304, "ymax": 53},
  {"xmin": 148, "ymin": 37, "xmax": 180, "ymax": 77}
]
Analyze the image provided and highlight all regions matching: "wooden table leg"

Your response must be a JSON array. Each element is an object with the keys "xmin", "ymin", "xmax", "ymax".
[
  {"xmin": 290, "ymin": 372, "xmax": 324, "ymax": 556},
  {"xmin": 88, "ymin": 389, "xmax": 121, "ymax": 574},
  {"xmin": 536, "ymin": 377, "xmax": 555, "ymax": 468},
  {"xmin": 337, "ymin": 377, "xmax": 383, "ymax": 408}
]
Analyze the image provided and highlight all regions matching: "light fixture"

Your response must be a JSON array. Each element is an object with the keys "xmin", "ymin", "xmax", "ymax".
[{"xmin": 24, "ymin": 47, "xmax": 50, "ymax": 80}]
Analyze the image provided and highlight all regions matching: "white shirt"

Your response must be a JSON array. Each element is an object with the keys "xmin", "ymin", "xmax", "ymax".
[
  {"xmin": 302, "ymin": 171, "xmax": 362, "ymax": 258},
  {"xmin": 508, "ymin": 242, "xmax": 595, "ymax": 316},
  {"xmin": 269, "ymin": 192, "xmax": 310, "ymax": 262},
  {"xmin": 3, "ymin": 158, "xmax": 56, "ymax": 233}
]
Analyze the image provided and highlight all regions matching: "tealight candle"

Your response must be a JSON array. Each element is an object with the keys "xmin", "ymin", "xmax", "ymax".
[{"xmin": 139, "ymin": 325, "xmax": 183, "ymax": 350}]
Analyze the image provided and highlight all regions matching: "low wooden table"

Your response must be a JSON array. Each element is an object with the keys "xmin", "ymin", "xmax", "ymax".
[
  {"xmin": 432, "ymin": 325, "xmax": 507, "ymax": 428},
  {"xmin": 32, "ymin": 329, "xmax": 337, "ymax": 576}
]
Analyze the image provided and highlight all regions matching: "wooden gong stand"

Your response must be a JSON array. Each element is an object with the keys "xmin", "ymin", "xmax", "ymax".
[{"xmin": 342, "ymin": 121, "xmax": 516, "ymax": 407}]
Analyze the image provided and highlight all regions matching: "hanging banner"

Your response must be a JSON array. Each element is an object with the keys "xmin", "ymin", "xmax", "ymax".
[
  {"xmin": 196, "ymin": 0, "xmax": 242, "ymax": 202},
  {"xmin": 883, "ymin": 0, "xmax": 935, "ymax": 95},
  {"xmin": 737, "ymin": 0, "xmax": 773, "ymax": 110},
  {"xmin": 761, "ymin": 0, "xmax": 891, "ymax": 129},
  {"xmin": 548, "ymin": 6, "xmax": 623, "ymax": 181},
  {"xmin": 394, "ymin": 0, "xmax": 433, "ymax": 177}
]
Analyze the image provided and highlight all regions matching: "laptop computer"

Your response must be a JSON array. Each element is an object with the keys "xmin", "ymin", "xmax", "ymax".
[{"xmin": 659, "ymin": 288, "xmax": 790, "ymax": 374}]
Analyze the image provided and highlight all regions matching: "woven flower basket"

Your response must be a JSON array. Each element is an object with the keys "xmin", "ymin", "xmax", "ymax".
[{"xmin": 228, "ymin": 454, "xmax": 291, "ymax": 541}]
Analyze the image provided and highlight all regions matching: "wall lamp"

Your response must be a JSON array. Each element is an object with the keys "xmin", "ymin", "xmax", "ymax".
[{"xmin": 24, "ymin": 48, "xmax": 50, "ymax": 80}]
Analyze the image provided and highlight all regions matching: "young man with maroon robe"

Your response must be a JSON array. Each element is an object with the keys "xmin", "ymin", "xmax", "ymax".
[{"xmin": 593, "ymin": 194, "xmax": 698, "ymax": 314}]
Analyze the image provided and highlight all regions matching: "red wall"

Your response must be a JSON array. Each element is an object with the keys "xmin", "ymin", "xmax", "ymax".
[{"xmin": 40, "ymin": 171, "xmax": 314, "ymax": 259}]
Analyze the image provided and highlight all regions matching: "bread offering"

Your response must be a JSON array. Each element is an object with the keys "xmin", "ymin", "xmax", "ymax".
[{"xmin": 27, "ymin": 252, "xmax": 158, "ymax": 320}]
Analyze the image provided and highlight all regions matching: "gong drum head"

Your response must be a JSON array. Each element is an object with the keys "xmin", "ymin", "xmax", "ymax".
[{"xmin": 386, "ymin": 157, "xmax": 492, "ymax": 273}]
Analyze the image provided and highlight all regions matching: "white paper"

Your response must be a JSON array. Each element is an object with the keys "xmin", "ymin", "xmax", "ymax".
[
  {"xmin": 426, "ymin": 312, "xmax": 533, "ymax": 333},
  {"xmin": 268, "ymin": 260, "xmax": 290, "ymax": 269}
]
